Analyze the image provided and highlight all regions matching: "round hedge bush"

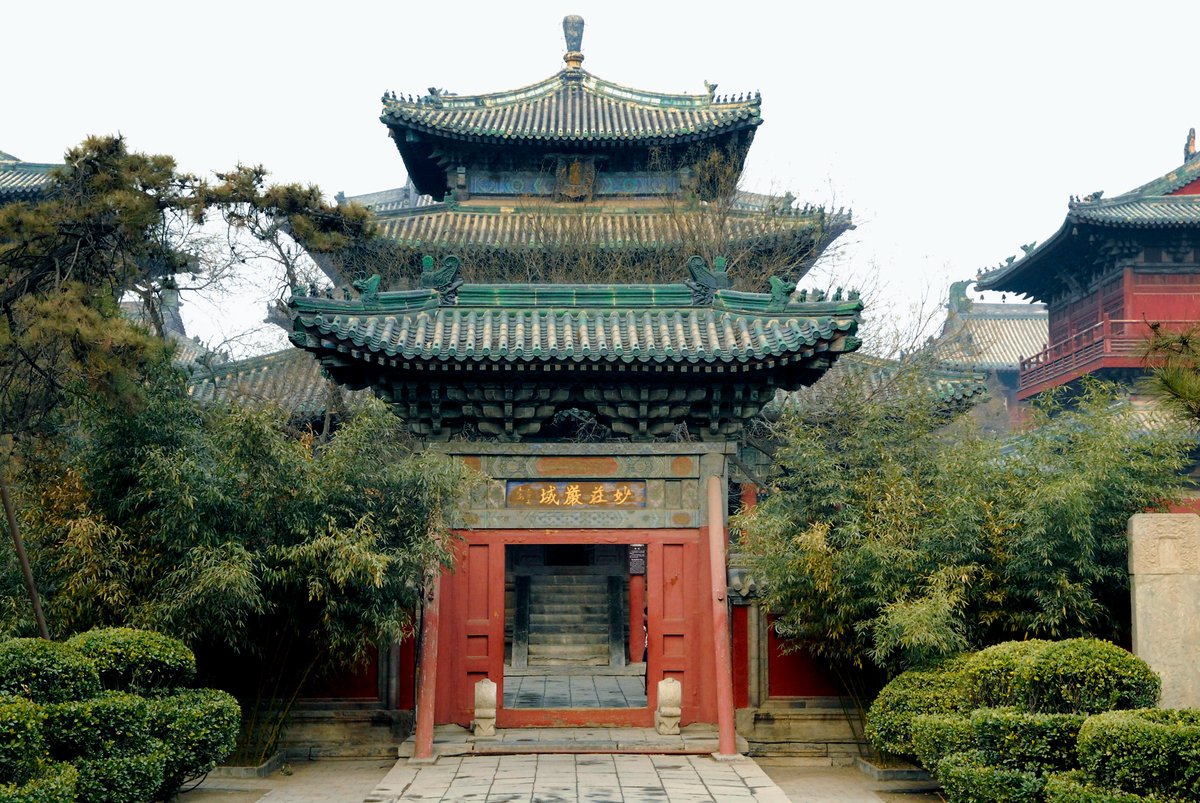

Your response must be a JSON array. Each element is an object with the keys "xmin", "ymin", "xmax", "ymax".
[
  {"xmin": 1012, "ymin": 639, "xmax": 1160, "ymax": 715},
  {"xmin": 963, "ymin": 640, "xmax": 1050, "ymax": 708},
  {"xmin": 937, "ymin": 749, "xmax": 1045, "ymax": 803},
  {"xmin": 0, "ymin": 640, "xmax": 100, "ymax": 705},
  {"xmin": 865, "ymin": 656, "xmax": 972, "ymax": 757},
  {"xmin": 0, "ymin": 696, "xmax": 44, "ymax": 786},
  {"xmin": 0, "ymin": 761, "xmax": 79, "ymax": 803},
  {"xmin": 43, "ymin": 692, "xmax": 151, "ymax": 761},
  {"xmin": 971, "ymin": 707, "xmax": 1086, "ymax": 773},
  {"xmin": 1044, "ymin": 772, "xmax": 1168, "ymax": 803},
  {"xmin": 910, "ymin": 714, "xmax": 977, "ymax": 772},
  {"xmin": 67, "ymin": 629, "xmax": 195, "ymax": 693},
  {"xmin": 73, "ymin": 745, "xmax": 166, "ymax": 803},
  {"xmin": 149, "ymin": 689, "xmax": 240, "ymax": 798},
  {"xmin": 1076, "ymin": 709, "xmax": 1200, "ymax": 801}
]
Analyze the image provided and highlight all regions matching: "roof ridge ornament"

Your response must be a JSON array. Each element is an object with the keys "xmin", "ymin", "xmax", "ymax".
[
  {"xmin": 420, "ymin": 254, "xmax": 464, "ymax": 306},
  {"xmin": 685, "ymin": 255, "xmax": 731, "ymax": 305},
  {"xmin": 563, "ymin": 15, "xmax": 585, "ymax": 70},
  {"xmin": 1186, "ymin": 127, "xmax": 1197, "ymax": 163}
]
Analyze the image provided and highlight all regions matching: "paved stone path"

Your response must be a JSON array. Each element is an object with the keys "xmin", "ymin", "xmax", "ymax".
[
  {"xmin": 503, "ymin": 673, "xmax": 647, "ymax": 709},
  {"xmin": 366, "ymin": 753, "xmax": 790, "ymax": 802}
]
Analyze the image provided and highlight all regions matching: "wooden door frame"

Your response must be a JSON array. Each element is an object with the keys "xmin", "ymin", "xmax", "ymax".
[{"xmin": 438, "ymin": 528, "xmax": 702, "ymax": 728}]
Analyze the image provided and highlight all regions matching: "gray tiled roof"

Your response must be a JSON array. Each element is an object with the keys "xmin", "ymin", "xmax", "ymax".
[
  {"xmin": 381, "ymin": 71, "xmax": 761, "ymax": 145},
  {"xmin": 374, "ymin": 203, "xmax": 844, "ymax": 249},
  {"xmin": 187, "ymin": 348, "xmax": 349, "ymax": 418},
  {"xmin": 1068, "ymin": 195, "xmax": 1200, "ymax": 227},
  {"xmin": 0, "ymin": 152, "xmax": 58, "ymax": 202},
  {"xmin": 930, "ymin": 303, "xmax": 1049, "ymax": 372}
]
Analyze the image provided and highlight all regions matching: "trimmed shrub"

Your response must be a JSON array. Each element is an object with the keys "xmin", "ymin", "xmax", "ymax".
[
  {"xmin": 937, "ymin": 750, "xmax": 1045, "ymax": 803},
  {"xmin": 910, "ymin": 714, "xmax": 977, "ymax": 772},
  {"xmin": 73, "ymin": 745, "xmax": 166, "ymax": 803},
  {"xmin": 43, "ymin": 692, "xmax": 151, "ymax": 760},
  {"xmin": 1044, "ymin": 772, "xmax": 1171, "ymax": 803},
  {"xmin": 0, "ymin": 761, "xmax": 78, "ymax": 803},
  {"xmin": 67, "ymin": 629, "xmax": 195, "ymax": 693},
  {"xmin": 963, "ymin": 640, "xmax": 1049, "ymax": 708},
  {"xmin": 149, "ymin": 689, "xmax": 239, "ymax": 797},
  {"xmin": 972, "ymin": 707, "xmax": 1086, "ymax": 772},
  {"xmin": 0, "ymin": 697, "xmax": 44, "ymax": 786},
  {"xmin": 865, "ymin": 656, "xmax": 972, "ymax": 757},
  {"xmin": 1077, "ymin": 709, "xmax": 1200, "ymax": 801},
  {"xmin": 0, "ymin": 639, "xmax": 100, "ymax": 704},
  {"xmin": 1012, "ymin": 639, "xmax": 1159, "ymax": 715}
]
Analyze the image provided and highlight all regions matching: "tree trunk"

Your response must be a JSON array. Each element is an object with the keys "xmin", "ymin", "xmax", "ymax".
[{"xmin": 0, "ymin": 470, "xmax": 49, "ymax": 638}]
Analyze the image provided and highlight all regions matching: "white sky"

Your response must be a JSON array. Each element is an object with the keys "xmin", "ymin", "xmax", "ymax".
[{"xmin": 4, "ymin": 0, "xmax": 1196, "ymax": 356}]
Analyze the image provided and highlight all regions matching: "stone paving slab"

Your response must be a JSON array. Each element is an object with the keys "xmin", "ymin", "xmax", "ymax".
[{"xmin": 366, "ymin": 754, "xmax": 791, "ymax": 802}]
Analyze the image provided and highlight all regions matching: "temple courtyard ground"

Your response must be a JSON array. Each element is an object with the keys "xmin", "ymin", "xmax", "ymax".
[{"xmin": 186, "ymin": 755, "xmax": 941, "ymax": 802}]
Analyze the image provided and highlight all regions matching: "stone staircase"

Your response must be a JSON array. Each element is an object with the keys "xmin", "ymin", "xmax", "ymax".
[{"xmin": 526, "ymin": 574, "xmax": 614, "ymax": 666}]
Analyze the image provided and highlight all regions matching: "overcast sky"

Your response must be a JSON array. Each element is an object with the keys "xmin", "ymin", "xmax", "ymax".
[{"xmin": 4, "ymin": 0, "xmax": 1195, "ymax": 355}]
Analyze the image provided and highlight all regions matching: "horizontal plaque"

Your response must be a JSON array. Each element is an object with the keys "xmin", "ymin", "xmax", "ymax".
[{"xmin": 506, "ymin": 480, "xmax": 646, "ymax": 509}]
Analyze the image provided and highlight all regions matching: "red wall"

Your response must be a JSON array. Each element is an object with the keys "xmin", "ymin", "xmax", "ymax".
[
  {"xmin": 732, "ymin": 605, "xmax": 749, "ymax": 708},
  {"xmin": 766, "ymin": 616, "xmax": 840, "ymax": 697}
]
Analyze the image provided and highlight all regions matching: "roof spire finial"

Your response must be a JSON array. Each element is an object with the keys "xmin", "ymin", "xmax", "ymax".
[
  {"xmin": 563, "ymin": 15, "xmax": 585, "ymax": 69},
  {"xmin": 1186, "ymin": 127, "xmax": 1197, "ymax": 163}
]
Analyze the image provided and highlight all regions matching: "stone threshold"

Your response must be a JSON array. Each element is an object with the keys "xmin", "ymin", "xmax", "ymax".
[
  {"xmin": 398, "ymin": 724, "xmax": 749, "ymax": 758},
  {"xmin": 505, "ymin": 662, "xmax": 646, "ymax": 677}
]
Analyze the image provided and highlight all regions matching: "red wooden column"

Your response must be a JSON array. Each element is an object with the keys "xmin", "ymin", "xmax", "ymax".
[
  {"xmin": 629, "ymin": 570, "xmax": 646, "ymax": 661},
  {"xmin": 707, "ymin": 475, "xmax": 738, "ymax": 757},
  {"xmin": 412, "ymin": 572, "xmax": 442, "ymax": 761}
]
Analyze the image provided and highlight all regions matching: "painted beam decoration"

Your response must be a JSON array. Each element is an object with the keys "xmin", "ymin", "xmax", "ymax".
[{"xmin": 506, "ymin": 480, "xmax": 646, "ymax": 509}]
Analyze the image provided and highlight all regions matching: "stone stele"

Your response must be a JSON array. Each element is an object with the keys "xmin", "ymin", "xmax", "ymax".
[{"xmin": 1128, "ymin": 513, "xmax": 1200, "ymax": 708}]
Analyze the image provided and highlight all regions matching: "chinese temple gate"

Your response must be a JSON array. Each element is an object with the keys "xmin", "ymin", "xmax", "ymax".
[{"xmin": 286, "ymin": 16, "xmax": 863, "ymax": 752}]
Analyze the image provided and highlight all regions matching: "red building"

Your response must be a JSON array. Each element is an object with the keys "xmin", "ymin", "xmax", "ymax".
[{"xmin": 978, "ymin": 130, "xmax": 1200, "ymax": 399}]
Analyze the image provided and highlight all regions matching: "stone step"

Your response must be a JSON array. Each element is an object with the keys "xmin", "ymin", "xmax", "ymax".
[
  {"xmin": 529, "ymin": 620, "xmax": 607, "ymax": 632},
  {"xmin": 527, "ymin": 576, "xmax": 612, "ymax": 585},
  {"xmin": 530, "ymin": 643, "xmax": 609, "ymax": 652},
  {"xmin": 532, "ymin": 600, "xmax": 609, "ymax": 614},
  {"xmin": 530, "ymin": 614, "xmax": 604, "ymax": 624},
  {"xmin": 528, "ymin": 634, "xmax": 609, "ymax": 647}
]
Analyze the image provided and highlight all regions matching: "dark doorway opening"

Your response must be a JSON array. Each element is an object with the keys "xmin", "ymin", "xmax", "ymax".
[{"xmin": 503, "ymin": 544, "xmax": 647, "ymax": 709}]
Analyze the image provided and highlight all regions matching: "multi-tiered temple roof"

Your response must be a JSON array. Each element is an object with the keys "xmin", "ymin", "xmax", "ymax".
[
  {"xmin": 333, "ymin": 17, "xmax": 849, "ymax": 292},
  {"xmin": 289, "ymin": 17, "xmax": 862, "ymax": 442}
]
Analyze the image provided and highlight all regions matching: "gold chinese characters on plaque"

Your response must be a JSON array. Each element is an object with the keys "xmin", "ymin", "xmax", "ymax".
[{"xmin": 505, "ymin": 480, "xmax": 646, "ymax": 509}]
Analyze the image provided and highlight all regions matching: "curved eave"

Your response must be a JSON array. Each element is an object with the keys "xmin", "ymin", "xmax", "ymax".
[
  {"xmin": 382, "ymin": 113, "xmax": 761, "ymax": 147},
  {"xmin": 286, "ymin": 305, "xmax": 862, "ymax": 369}
]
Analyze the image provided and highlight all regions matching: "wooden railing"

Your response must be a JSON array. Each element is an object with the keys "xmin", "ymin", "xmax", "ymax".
[{"xmin": 1018, "ymin": 318, "xmax": 1199, "ymax": 391}]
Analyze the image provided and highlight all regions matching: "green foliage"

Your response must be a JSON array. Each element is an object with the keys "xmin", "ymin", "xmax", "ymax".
[
  {"xmin": 972, "ymin": 707, "xmax": 1086, "ymax": 773},
  {"xmin": 66, "ymin": 628, "xmax": 195, "ymax": 693},
  {"xmin": 1076, "ymin": 710, "xmax": 1200, "ymax": 801},
  {"xmin": 0, "ymin": 762, "xmax": 78, "ymax": 803},
  {"xmin": 148, "ymin": 689, "xmax": 239, "ymax": 797},
  {"xmin": 1013, "ymin": 639, "xmax": 1160, "ymax": 715},
  {"xmin": 1044, "ymin": 772, "xmax": 1175, "ymax": 803},
  {"xmin": 43, "ymin": 692, "xmax": 151, "ymax": 760},
  {"xmin": 0, "ymin": 697, "xmax": 44, "ymax": 785},
  {"xmin": 18, "ymin": 356, "xmax": 475, "ymax": 760},
  {"xmin": 72, "ymin": 747, "xmax": 165, "ymax": 803},
  {"xmin": 963, "ymin": 640, "xmax": 1051, "ymax": 708},
  {"xmin": 864, "ymin": 656, "xmax": 972, "ymax": 757},
  {"xmin": 937, "ymin": 750, "xmax": 1045, "ymax": 803},
  {"xmin": 0, "ymin": 639, "xmax": 100, "ymax": 704},
  {"xmin": 910, "ymin": 714, "xmax": 977, "ymax": 772},
  {"xmin": 739, "ymin": 371, "xmax": 1192, "ymax": 673}
]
